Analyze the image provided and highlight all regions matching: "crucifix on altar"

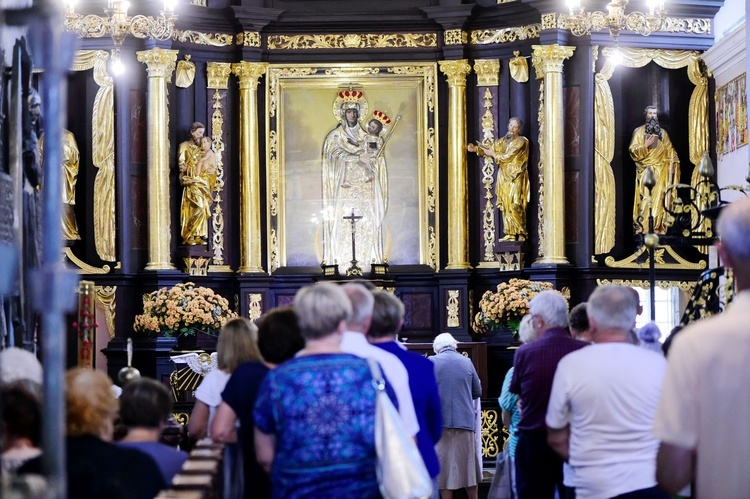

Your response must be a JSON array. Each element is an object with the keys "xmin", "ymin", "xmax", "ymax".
[{"xmin": 343, "ymin": 210, "xmax": 363, "ymax": 276}]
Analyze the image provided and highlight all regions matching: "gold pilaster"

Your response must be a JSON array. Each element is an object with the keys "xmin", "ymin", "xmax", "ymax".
[
  {"xmin": 232, "ymin": 61, "xmax": 267, "ymax": 273},
  {"xmin": 531, "ymin": 45, "xmax": 574, "ymax": 265},
  {"xmin": 206, "ymin": 62, "xmax": 233, "ymax": 272},
  {"xmin": 439, "ymin": 59, "xmax": 472, "ymax": 270},
  {"xmin": 137, "ymin": 48, "xmax": 178, "ymax": 270}
]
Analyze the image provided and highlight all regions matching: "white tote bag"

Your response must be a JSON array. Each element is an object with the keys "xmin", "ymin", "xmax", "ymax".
[{"xmin": 367, "ymin": 358, "xmax": 432, "ymax": 499}]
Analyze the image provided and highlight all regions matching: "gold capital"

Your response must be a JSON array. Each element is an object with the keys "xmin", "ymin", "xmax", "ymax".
[
  {"xmin": 473, "ymin": 59, "xmax": 500, "ymax": 86},
  {"xmin": 136, "ymin": 48, "xmax": 178, "ymax": 78},
  {"xmin": 439, "ymin": 59, "xmax": 471, "ymax": 87},
  {"xmin": 232, "ymin": 61, "xmax": 268, "ymax": 90},
  {"xmin": 207, "ymin": 62, "xmax": 232, "ymax": 90},
  {"xmin": 532, "ymin": 44, "xmax": 575, "ymax": 78}
]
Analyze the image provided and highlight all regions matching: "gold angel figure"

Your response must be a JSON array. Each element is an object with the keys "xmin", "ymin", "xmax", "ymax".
[{"xmin": 468, "ymin": 117, "xmax": 530, "ymax": 241}]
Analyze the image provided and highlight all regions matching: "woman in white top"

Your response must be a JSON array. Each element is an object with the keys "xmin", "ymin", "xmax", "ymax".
[{"xmin": 188, "ymin": 318, "xmax": 263, "ymax": 439}]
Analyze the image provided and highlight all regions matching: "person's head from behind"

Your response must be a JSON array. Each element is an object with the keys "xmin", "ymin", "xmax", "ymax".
[
  {"xmin": 568, "ymin": 302, "xmax": 592, "ymax": 342},
  {"xmin": 66, "ymin": 368, "xmax": 118, "ymax": 440},
  {"xmin": 717, "ymin": 197, "xmax": 750, "ymax": 285},
  {"xmin": 433, "ymin": 332, "xmax": 458, "ymax": 354},
  {"xmin": 218, "ymin": 317, "xmax": 263, "ymax": 372},
  {"xmin": 119, "ymin": 378, "xmax": 172, "ymax": 431},
  {"xmin": 517, "ymin": 314, "xmax": 537, "ymax": 344},
  {"xmin": 369, "ymin": 291, "xmax": 405, "ymax": 340},
  {"xmin": 528, "ymin": 290, "xmax": 568, "ymax": 335},
  {"xmin": 1, "ymin": 383, "xmax": 41, "ymax": 450},
  {"xmin": 256, "ymin": 306, "xmax": 305, "ymax": 365},
  {"xmin": 341, "ymin": 283, "xmax": 374, "ymax": 333},
  {"xmin": 0, "ymin": 347, "xmax": 43, "ymax": 397},
  {"xmin": 294, "ymin": 282, "xmax": 352, "ymax": 340},
  {"xmin": 626, "ymin": 287, "xmax": 644, "ymax": 316},
  {"xmin": 586, "ymin": 285, "xmax": 637, "ymax": 340}
]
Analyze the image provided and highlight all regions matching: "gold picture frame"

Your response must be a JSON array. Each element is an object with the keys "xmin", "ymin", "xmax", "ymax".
[{"xmin": 265, "ymin": 62, "xmax": 439, "ymax": 272}]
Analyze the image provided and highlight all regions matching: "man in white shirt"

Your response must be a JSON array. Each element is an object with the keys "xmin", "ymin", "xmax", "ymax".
[
  {"xmin": 546, "ymin": 285, "xmax": 667, "ymax": 499},
  {"xmin": 340, "ymin": 283, "xmax": 420, "ymax": 437},
  {"xmin": 654, "ymin": 197, "xmax": 750, "ymax": 498}
]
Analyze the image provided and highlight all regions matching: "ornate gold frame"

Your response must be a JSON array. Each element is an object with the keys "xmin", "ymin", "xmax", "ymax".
[
  {"xmin": 594, "ymin": 48, "xmax": 709, "ymax": 256},
  {"xmin": 265, "ymin": 62, "xmax": 439, "ymax": 272}
]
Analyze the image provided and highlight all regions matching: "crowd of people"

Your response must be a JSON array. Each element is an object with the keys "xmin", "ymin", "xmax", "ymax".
[{"xmin": 1, "ymin": 196, "xmax": 749, "ymax": 498}]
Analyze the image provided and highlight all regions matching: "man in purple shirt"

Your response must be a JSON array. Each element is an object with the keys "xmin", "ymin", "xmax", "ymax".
[{"xmin": 510, "ymin": 290, "xmax": 588, "ymax": 499}]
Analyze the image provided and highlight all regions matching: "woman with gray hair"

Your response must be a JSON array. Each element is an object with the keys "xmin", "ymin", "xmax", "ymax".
[
  {"xmin": 431, "ymin": 333, "xmax": 482, "ymax": 499},
  {"xmin": 254, "ymin": 282, "xmax": 397, "ymax": 498}
]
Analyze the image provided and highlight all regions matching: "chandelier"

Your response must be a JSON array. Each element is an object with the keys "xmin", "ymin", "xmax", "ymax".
[
  {"xmin": 63, "ymin": 0, "xmax": 178, "ymax": 74},
  {"xmin": 560, "ymin": 0, "xmax": 666, "ymax": 40}
]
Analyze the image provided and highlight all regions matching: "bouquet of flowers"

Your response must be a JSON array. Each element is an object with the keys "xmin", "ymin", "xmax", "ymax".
[
  {"xmin": 473, "ymin": 278, "xmax": 554, "ymax": 334},
  {"xmin": 134, "ymin": 282, "xmax": 236, "ymax": 338}
]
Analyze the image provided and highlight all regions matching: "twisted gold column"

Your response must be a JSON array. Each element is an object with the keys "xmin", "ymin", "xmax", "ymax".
[
  {"xmin": 232, "ymin": 62, "xmax": 267, "ymax": 273},
  {"xmin": 137, "ymin": 48, "xmax": 178, "ymax": 270},
  {"xmin": 439, "ymin": 59, "xmax": 472, "ymax": 270},
  {"xmin": 531, "ymin": 45, "xmax": 574, "ymax": 265}
]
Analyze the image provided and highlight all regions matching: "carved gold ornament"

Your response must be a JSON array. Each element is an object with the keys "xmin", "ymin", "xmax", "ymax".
[
  {"xmin": 175, "ymin": 55, "xmax": 196, "ymax": 88},
  {"xmin": 267, "ymin": 33, "xmax": 437, "ymax": 50},
  {"xmin": 509, "ymin": 51, "xmax": 529, "ymax": 83},
  {"xmin": 474, "ymin": 59, "xmax": 500, "ymax": 87},
  {"xmin": 447, "ymin": 290, "xmax": 460, "ymax": 328},
  {"xmin": 471, "ymin": 24, "xmax": 541, "ymax": 45},
  {"xmin": 173, "ymin": 30, "xmax": 234, "ymax": 47},
  {"xmin": 444, "ymin": 29, "xmax": 468, "ymax": 46},
  {"xmin": 95, "ymin": 285, "xmax": 117, "ymax": 339}
]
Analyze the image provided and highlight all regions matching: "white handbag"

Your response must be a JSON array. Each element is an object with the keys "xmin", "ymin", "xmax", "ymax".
[{"xmin": 367, "ymin": 358, "xmax": 432, "ymax": 499}]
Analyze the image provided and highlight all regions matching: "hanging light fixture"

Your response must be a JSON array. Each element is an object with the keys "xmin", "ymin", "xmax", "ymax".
[
  {"xmin": 63, "ymin": 0, "xmax": 178, "ymax": 74},
  {"xmin": 560, "ymin": 0, "xmax": 666, "ymax": 41}
]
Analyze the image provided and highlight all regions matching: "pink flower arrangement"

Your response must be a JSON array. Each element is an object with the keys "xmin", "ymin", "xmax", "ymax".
[
  {"xmin": 134, "ymin": 282, "xmax": 236, "ymax": 338},
  {"xmin": 473, "ymin": 278, "xmax": 554, "ymax": 334}
]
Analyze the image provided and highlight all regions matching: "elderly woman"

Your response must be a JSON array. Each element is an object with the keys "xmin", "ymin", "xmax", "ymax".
[
  {"xmin": 254, "ymin": 282, "xmax": 397, "ymax": 498},
  {"xmin": 20, "ymin": 368, "xmax": 166, "ymax": 498},
  {"xmin": 431, "ymin": 332, "xmax": 482, "ymax": 499}
]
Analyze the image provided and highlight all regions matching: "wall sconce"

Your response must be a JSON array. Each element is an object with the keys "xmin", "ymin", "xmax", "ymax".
[
  {"xmin": 63, "ymin": 0, "xmax": 177, "ymax": 74},
  {"xmin": 560, "ymin": 0, "xmax": 666, "ymax": 44}
]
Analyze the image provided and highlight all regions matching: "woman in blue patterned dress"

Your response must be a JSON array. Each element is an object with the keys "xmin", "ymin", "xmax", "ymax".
[{"xmin": 254, "ymin": 282, "xmax": 397, "ymax": 498}]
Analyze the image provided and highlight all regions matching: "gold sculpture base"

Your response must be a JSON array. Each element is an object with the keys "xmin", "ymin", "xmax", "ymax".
[
  {"xmin": 177, "ymin": 246, "xmax": 212, "ymax": 276},
  {"xmin": 494, "ymin": 240, "xmax": 525, "ymax": 271}
]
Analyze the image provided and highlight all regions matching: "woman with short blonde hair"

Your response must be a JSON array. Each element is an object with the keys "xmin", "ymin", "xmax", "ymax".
[{"xmin": 189, "ymin": 317, "xmax": 263, "ymax": 439}]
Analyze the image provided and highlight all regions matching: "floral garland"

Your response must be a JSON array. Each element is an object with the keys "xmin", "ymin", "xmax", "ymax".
[
  {"xmin": 473, "ymin": 278, "xmax": 554, "ymax": 334},
  {"xmin": 134, "ymin": 282, "xmax": 236, "ymax": 338}
]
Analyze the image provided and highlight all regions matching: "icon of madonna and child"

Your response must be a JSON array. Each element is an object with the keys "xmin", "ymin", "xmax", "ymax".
[{"xmin": 321, "ymin": 88, "xmax": 401, "ymax": 270}]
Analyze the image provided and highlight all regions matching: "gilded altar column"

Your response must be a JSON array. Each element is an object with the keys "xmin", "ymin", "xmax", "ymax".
[
  {"xmin": 531, "ymin": 45, "xmax": 574, "ymax": 265},
  {"xmin": 232, "ymin": 62, "xmax": 267, "ymax": 274},
  {"xmin": 137, "ymin": 48, "xmax": 178, "ymax": 271},
  {"xmin": 439, "ymin": 59, "xmax": 472, "ymax": 270}
]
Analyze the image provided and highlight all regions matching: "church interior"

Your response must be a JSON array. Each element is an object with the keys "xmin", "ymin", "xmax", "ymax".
[{"xmin": 1, "ymin": 0, "xmax": 748, "ymax": 493}]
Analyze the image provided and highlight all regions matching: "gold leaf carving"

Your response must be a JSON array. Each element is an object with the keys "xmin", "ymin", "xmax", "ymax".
[
  {"xmin": 447, "ymin": 290, "xmax": 460, "ymax": 328},
  {"xmin": 248, "ymin": 294, "xmax": 262, "ymax": 321},
  {"xmin": 267, "ymin": 33, "xmax": 437, "ymax": 50},
  {"xmin": 474, "ymin": 59, "xmax": 500, "ymax": 87},
  {"xmin": 172, "ymin": 29, "xmax": 234, "ymax": 47},
  {"xmin": 444, "ymin": 29, "xmax": 468, "ymax": 46},
  {"xmin": 237, "ymin": 31, "xmax": 261, "ymax": 47},
  {"xmin": 323, "ymin": 67, "xmax": 381, "ymax": 77},
  {"xmin": 471, "ymin": 24, "xmax": 541, "ymax": 45}
]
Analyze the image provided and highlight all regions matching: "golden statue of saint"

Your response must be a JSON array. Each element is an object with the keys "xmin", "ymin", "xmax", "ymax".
[
  {"xmin": 468, "ymin": 117, "xmax": 530, "ymax": 241},
  {"xmin": 321, "ymin": 89, "xmax": 390, "ymax": 266},
  {"xmin": 178, "ymin": 123, "xmax": 216, "ymax": 245},
  {"xmin": 40, "ymin": 128, "xmax": 81, "ymax": 240},
  {"xmin": 628, "ymin": 106, "xmax": 680, "ymax": 234}
]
